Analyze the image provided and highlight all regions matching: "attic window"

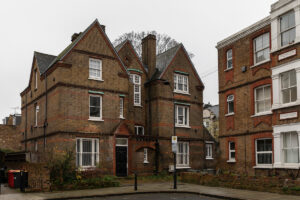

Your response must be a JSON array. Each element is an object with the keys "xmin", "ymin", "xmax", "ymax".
[{"xmin": 35, "ymin": 70, "xmax": 38, "ymax": 90}]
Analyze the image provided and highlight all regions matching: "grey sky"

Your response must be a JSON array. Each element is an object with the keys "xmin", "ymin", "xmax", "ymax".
[{"xmin": 0, "ymin": 0, "xmax": 277, "ymax": 121}]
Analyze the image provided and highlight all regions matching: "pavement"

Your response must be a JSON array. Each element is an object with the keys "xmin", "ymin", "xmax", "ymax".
[{"xmin": 0, "ymin": 182, "xmax": 300, "ymax": 200}]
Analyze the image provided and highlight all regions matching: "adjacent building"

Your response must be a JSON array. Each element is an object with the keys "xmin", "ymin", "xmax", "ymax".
[
  {"xmin": 19, "ymin": 19, "xmax": 216, "ymax": 176},
  {"xmin": 203, "ymin": 104, "xmax": 219, "ymax": 141},
  {"xmin": 216, "ymin": 0, "xmax": 300, "ymax": 175}
]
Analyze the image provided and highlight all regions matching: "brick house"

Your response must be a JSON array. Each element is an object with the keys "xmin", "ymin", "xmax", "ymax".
[
  {"xmin": 216, "ymin": 0, "xmax": 300, "ymax": 175},
  {"xmin": 19, "ymin": 19, "xmax": 216, "ymax": 176}
]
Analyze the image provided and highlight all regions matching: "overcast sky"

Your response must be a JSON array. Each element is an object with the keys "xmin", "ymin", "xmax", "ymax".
[{"xmin": 0, "ymin": 0, "xmax": 277, "ymax": 121}]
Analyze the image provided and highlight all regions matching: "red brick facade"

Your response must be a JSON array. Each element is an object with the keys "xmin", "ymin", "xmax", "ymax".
[{"xmin": 19, "ymin": 20, "xmax": 216, "ymax": 176}]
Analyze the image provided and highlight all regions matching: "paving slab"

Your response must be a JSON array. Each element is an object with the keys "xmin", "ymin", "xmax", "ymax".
[{"xmin": 0, "ymin": 182, "xmax": 299, "ymax": 200}]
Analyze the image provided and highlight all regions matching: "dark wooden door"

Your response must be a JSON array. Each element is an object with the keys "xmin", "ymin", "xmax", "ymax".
[{"xmin": 116, "ymin": 146, "xmax": 127, "ymax": 176}]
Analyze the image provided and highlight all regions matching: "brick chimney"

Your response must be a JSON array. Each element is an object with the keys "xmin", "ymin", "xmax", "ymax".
[{"xmin": 142, "ymin": 34, "xmax": 156, "ymax": 78}]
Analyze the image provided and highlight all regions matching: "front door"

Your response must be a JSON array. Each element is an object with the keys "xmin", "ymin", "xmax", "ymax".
[{"xmin": 116, "ymin": 146, "xmax": 127, "ymax": 176}]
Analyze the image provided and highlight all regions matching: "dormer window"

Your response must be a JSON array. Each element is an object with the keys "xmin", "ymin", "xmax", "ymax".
[
  {"xmin": 226, "ymin": 49, "xmax": 233, "ymax": 70},
  {"xmin": 280, "ymin": 10, "xmax": 295, "ymax": 47},
  {"xmin": 35, "ymin": 70, "xmax": 38, "ymax": 89}
]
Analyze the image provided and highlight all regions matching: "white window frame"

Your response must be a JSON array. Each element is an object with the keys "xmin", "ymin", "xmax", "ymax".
[
  {"xmin": 282, "ymin": 132, "xmax": 299, "ymax": 164},
  {"xmin": 226, "ymin": 49, "xmax": 233, "ymax": 70},
  {"xmin": 120, "ymin": 97, "xmax": 124, "ymax": 118},
  {"xmin": 89, "ymin": 95, "xmax": 103, "ymax": 121},
  {"xmin": 35, "ymin": 104, "xmax": 39, "ymax": 127},
  {"xmin": 227, "ymin": 95, "xmax": 234, "ymax": 115},
  {"xmin": 176, "ymin": 142, "xmax": 189, "ymax": 167},
  {"xmin": 175, "ymin": 105, "xmax": 189, "ymax": 127},
  {"xmin": 205, "ymin": 143, "xmax": 213, "ymax": 159},
  {"xmin": 89, "ymin": 58, "xmax": 102, "ymax": 80},
  {"xmin": 135, "ymin": 125, "xmax": 144, "ymax": 135},
  {"xmin": 280, "ymin": 10, "xmax": 296, "ymax": 47},
  {"xmin": 130, "ymin": 74, "xmax": 141, "ymax": 106},
  {"xmin": 35, "ymin": 70, "xmax": 38, "ymax": 89},
  {"xmin": 255, "ymin": 138, "xmax": 273, "ymax": 166},
  {"xmin": 143, "ymin": 148, "xmax": 149, "ymax": 163},
  {"xmin": 228, "ymin": 141, "xmax": 236, "ymax": 162},
  {"xmin": 254, "ymin": 85, "xmax": 271, "ymax": 114},
  {"xmin": 174, "ymin": 73, "xmax": 189, "ymax": 94},
  {"xmin": 76, "ymin": 138, "xmax": 99, "ymax": 168},
  {"xmin": 253, "ymin": 33, "xmax": 270, "ymax": 65},
  {"xmin": 281, "ymin": 70, "xmax": 297, "ymax": 104}
]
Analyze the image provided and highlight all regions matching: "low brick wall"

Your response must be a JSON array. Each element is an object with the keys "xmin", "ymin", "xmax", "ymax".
[
  {"xmin": 181, "ymin": 172, "xmax": 300, "ymax": 195},
  {"xmin": 0, "ymin": 125, "xmax": 22, "ymax": 152},
  {"xmin": 6, "ymin": 162, "xmax": 50, "ymax": 192}
]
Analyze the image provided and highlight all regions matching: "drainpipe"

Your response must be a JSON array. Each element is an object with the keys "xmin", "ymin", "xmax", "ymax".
[
  {"xmin": 25, "ymin": 94, "xmax": 28, "ymax": 151},
  {"xmin": 43, "ymin": 73, "xmax": 48, "ymax": 151}
]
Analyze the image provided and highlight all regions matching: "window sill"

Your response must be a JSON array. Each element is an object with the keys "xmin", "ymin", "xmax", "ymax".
[
  {"xmin": 134, "ymin": 105, "xmax": 143, "ymax": 108},
  {"xmin": 251, "ymin": 111, "xmax": 272, "ymax": 118},
  {"xmin": 206, "ymin": 157, "xmax": 214, "ymax": 160},
  {"xmin": 143, "ymin": 161, "xmax": 149, "ymax": 164},
  {"xmin": 119, "ymin": 117, "xmax": 125, "ymax": 119},
  {"xmin": 250, "ymin": 59, "xmax": 271, "ymax": 69},
  {"xmin": 175, "ymin": 125, "xmax": 191, "ymax": 129},
  {"xmin": 227, "ymin": 160, "xmax": 236, "ymax": 163},
  {"xmin": 173, "ymin": 91, "xmax": 191, "ymax": 96},
  {"xmin": 88, "ymin": 118, "xmax": 104, "ymax": 122},
  {"xmin": 224, "ymin": 68, "xmax": 233, "ymax": 72},
  {"xmin": 253, "ymin": 165, "xmax": 273, "ymax": 169},
  {"xmin": 271, "ymin": 40, "xmax": 300, "ymax": 53},
  {"xmin": 88, "ymin": 77, "xmax": 104, "ymax": 82},
  {"xmin": 273, "ymin": 164, "xmax": 300, "ymax": 169},
  {"xmin": 272, "ymin": 101, "xmax": 300, "ymax": 110},
  {"xmin": 225, "ymin": 113, "xmax": 234, "ymax": 117},
  {"xmin": 176, "ymin": 166, "xmax": 191, "ymax": 169}
]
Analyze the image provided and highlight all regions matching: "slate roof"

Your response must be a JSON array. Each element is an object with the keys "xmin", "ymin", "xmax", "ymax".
[
  {"xmin": 114, "ymin": 40, "xmax": 128, "ymax": 52},
  {"xmin": 152, "ymin": 44, "xmax": 181, "ymax": 80},
  {"xmin": 207, "ymin": 105, "xmax": 219, "ymax": 119},
  {"xmin": 34, "ymin": 52, "xmax": 56, "ymax": 74}
]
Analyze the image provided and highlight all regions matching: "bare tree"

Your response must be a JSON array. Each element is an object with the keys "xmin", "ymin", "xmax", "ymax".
[{"xmin": 113, "ymin": 31, "xmax": 194, "ymax": 58}]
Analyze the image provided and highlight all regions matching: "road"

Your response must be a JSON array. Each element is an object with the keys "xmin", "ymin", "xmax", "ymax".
[{"xmin": 80, "ymin": 193, "xmax": 223, "ymax": 200}]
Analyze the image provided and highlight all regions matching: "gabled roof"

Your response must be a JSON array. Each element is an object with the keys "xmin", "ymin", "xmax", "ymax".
[
  {"xmin": 46, "ymin": 19, "xmax": 129, "ymax": 76},
  {"xmin": 115, "ymin": 39, "xmax": 148, "ymax": 74},
  {"xmin": 154, "ymin": 44, "xmax": 204, "ymax": 87},
  {"xmin": 34, "ymin": 51, "xmax": 56, "ymax": 74}
]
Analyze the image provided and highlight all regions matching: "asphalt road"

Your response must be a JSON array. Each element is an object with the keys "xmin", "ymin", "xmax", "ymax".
[{"xmin": 79, "ymin": 193, "xmax": 224, "ymax": 200}]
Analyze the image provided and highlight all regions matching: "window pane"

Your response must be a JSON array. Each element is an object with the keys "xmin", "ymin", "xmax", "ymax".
[
  {"xmin": 255, "ymin": 36, "xmax": 263, "ymax": 51},
  {"xmin": 228, "ymin": 102, "xmax": 234, "ymax": 113},
  {"xmin": 256, "ymin": 88, "xmax": 264, "ymax": 101},
  {"xmin": 230, "ymin": 152, "xmax": 235, "ymax": 159},
  {"xmin": 77, "ymin": 139, "xmax": 80, "ymax": 152},
  {"xmin": 282, "ymin": 89, "xmax": 290, "ymax": 104},
  {"xmin": 227, "ymin": 60, "xmax": 232, "ymax": 69},
  {"xmin": 280, "ymin": 14, "xmax": 289, "ymax": 32},
  {"xmin": 230, "ymin": 142, "xmax": 235, "ymax": 150},
  {"xmin": 227, "ymin": 49, "xmax": 232, "ymax": 58},
  {"xmin": 262, "ymin": 34, "xmax": 269, "ymax": 48},
  {"xmin": 281, "ymin": 72, "xmax": 290, "ymax": 89},
  {"xmin": 90, "ymin": 107, "xmax": 100, "ymax": 117},
  {"xmin": 291, "ymin": 87, "xmax": 297, "ymax": 102},
  {"xmin": 258, "ymin": 153, "xmax": 272, "ymax": 164},
  {"xmin": 290, "ymin": 70, "xmax": 296, "ymax": 86},
  {"xmin": 90, "ymin": 96, "xmax": 100, "ymax": 107},
  {"xmin": 184, "ymin": 107, "xmax": 188, "ymax": 125}
]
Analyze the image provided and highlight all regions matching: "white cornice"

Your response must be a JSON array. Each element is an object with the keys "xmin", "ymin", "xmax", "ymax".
[{"xmin": 216, "ymin": 16, "xmax": 271, "ymax": 49}]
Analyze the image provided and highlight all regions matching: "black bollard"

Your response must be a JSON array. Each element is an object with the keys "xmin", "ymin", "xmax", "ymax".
[{"xmin": 134, "ymin": 172, "xmax": 137, "ymax": 191}]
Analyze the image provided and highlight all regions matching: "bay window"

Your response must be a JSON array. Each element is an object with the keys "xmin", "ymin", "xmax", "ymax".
[
  {"xmin": 281, "ymin": 70, "xmax": 297, "ymax": 104},
  {"xmin": 76, "ymin": 138, "xmax": 99, "ymax": 167},
  {"xmin": 282, "ymin": 132, "xmax": 299, "ymax": 163},
  {"xmin": 280, "ymin": 10, "xmax": 295, "ymax": 46}
]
